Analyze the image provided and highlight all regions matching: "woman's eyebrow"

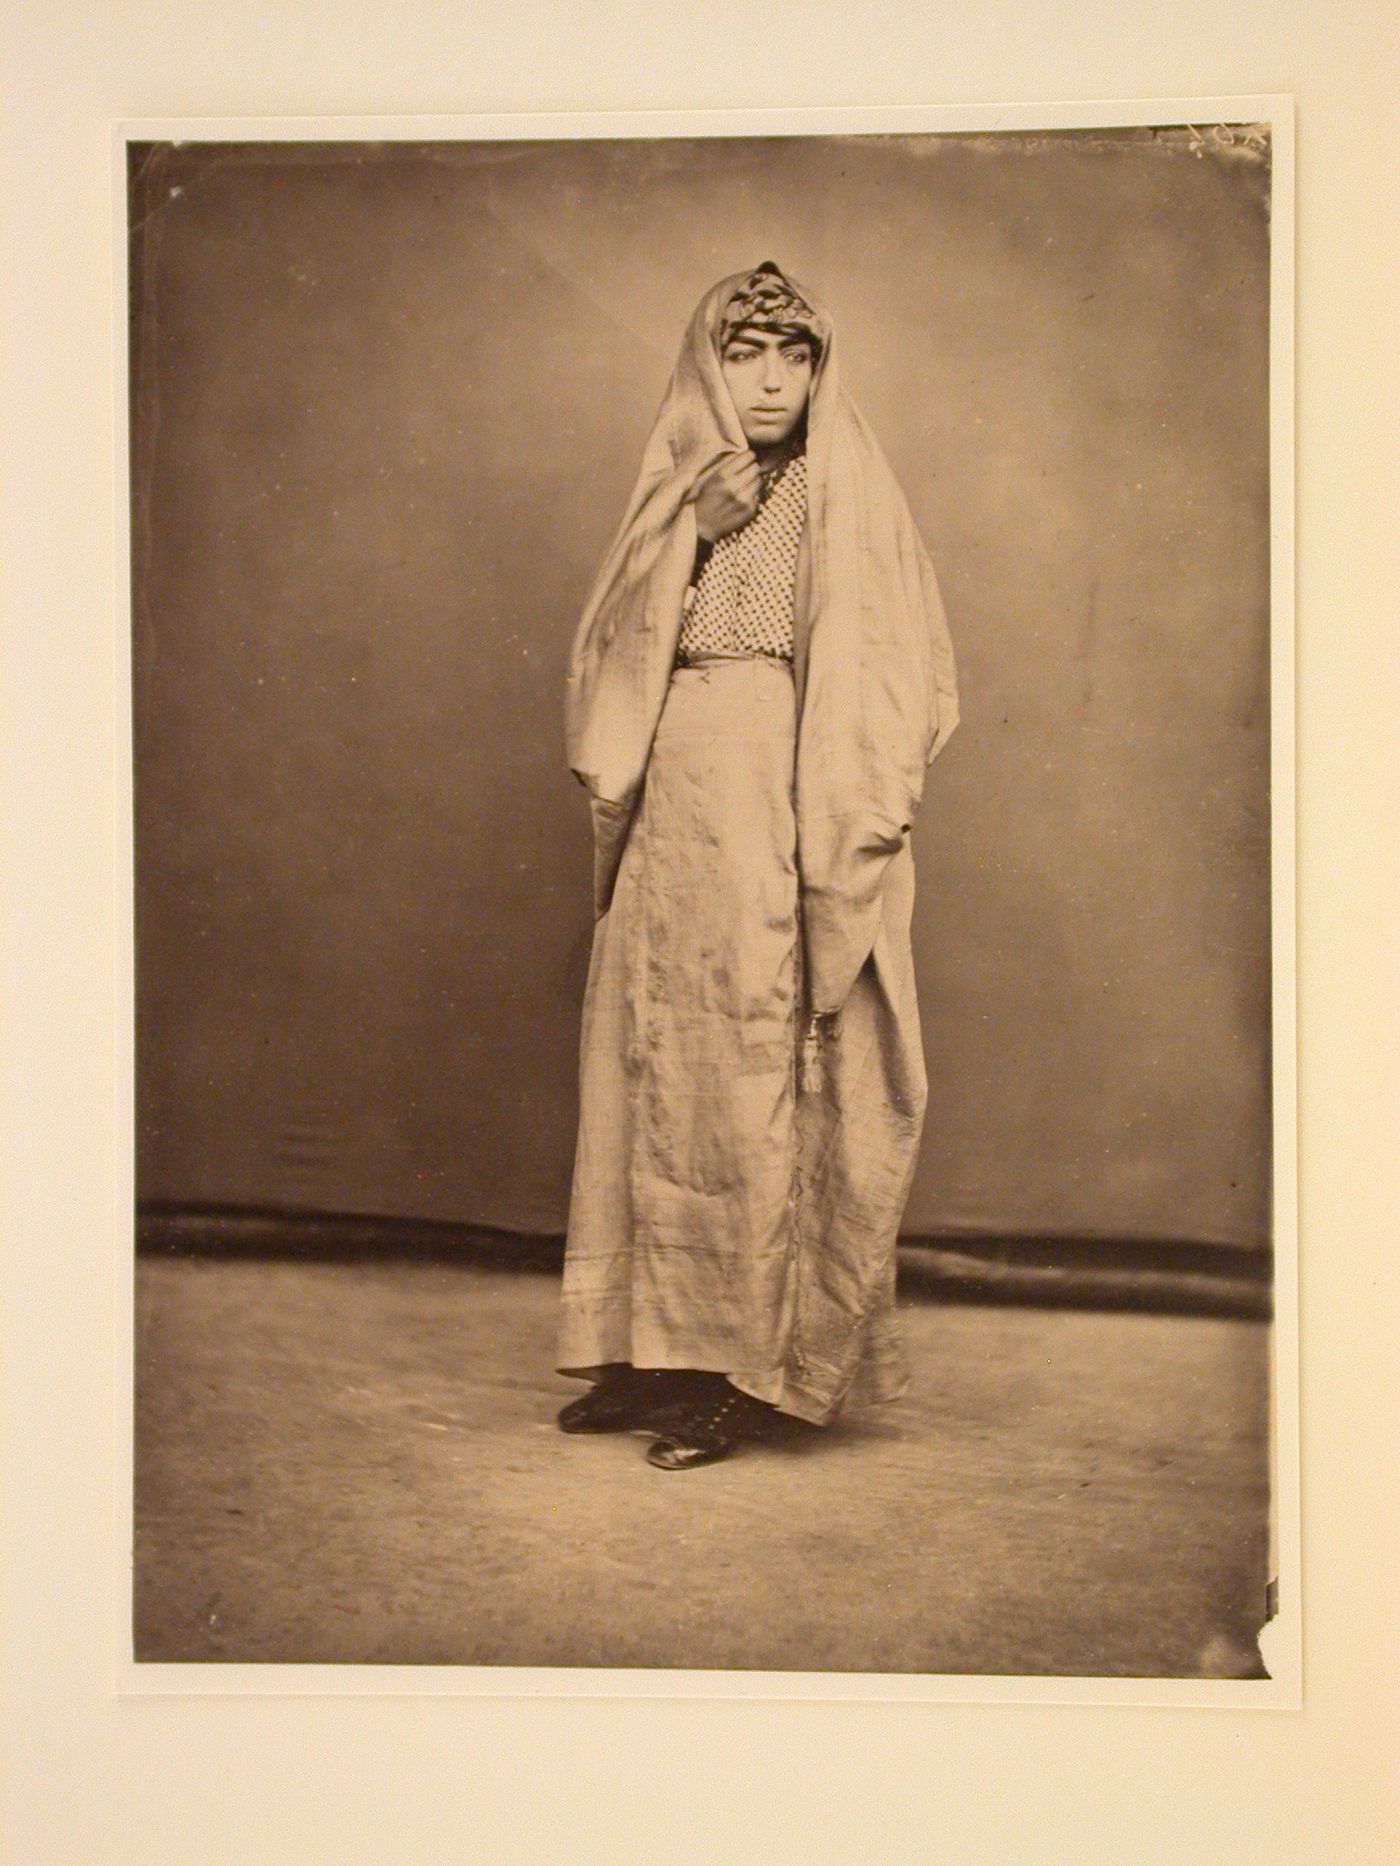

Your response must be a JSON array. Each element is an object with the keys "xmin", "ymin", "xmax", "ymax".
[{"xmin": 723, "ymin": 335, "xmax": 810, "ymax": 359}]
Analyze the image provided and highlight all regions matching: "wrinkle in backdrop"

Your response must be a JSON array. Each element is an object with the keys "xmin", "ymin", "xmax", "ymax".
[{"xmin": 129, "ymin": 131, "xmax": 1271, "ymax": 1249}]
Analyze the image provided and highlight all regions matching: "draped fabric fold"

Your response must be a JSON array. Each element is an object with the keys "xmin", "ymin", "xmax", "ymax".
[
  {"xmin": 564, "ymin": 265, "xmax": 958, "ymax": 1000},
  {"xmin": 559, "ymin": 265, "xmax": 958, "ymax": 1425}
]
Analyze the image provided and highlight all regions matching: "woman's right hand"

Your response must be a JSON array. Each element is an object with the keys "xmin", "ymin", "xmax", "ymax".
[{"xmin": 692, "ymin": 453, "xmax": 761, "ymax": 542}]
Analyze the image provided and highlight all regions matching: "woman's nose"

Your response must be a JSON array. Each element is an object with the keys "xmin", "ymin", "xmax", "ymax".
[{"xmin": 761, "ymin": 351, "xmax": 783, "ymax": 391}]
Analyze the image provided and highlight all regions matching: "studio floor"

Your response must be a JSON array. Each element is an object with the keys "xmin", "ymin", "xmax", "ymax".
[{"xmin": 133, "ymin": 1255, "xmax": 1271, "ymax": 1676}]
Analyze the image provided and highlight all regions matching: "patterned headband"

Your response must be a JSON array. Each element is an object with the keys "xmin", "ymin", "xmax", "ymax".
[{"xmin": 717, "ymin": 262, "xmax": 822, "ymax": 353}]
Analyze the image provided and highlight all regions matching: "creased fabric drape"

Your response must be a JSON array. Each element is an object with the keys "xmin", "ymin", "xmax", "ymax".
[
  {"xmin": 565, "ymin": 264, "xmax": 958, "ymax": 1012},
  {"xmin": 560, "ymin": 265, "xmax": 958, "ymax": 1423}
]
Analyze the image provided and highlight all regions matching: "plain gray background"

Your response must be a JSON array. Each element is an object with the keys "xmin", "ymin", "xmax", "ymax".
[{"xmin": 130, "ymin": 129, "xmax": 1272, "ymax": 1251}]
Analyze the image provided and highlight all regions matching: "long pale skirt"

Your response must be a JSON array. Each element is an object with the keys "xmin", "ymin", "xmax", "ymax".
[{"xmin": 558, "ymin": 654, "xmax": 926, "ymax": 1425}]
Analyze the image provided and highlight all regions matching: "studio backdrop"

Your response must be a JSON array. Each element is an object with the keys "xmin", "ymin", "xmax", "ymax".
[{"xmin": 129, "ymin": 129, "xmax": 1272, "ymax": 1254}]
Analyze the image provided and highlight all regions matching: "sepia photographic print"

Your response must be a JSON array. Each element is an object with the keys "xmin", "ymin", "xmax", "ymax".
[{"xmin": 121, "ymin": 104, "xmax": 1296, "ymax": 1692}]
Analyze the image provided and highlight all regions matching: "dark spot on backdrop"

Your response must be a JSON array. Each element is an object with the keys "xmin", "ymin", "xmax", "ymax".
[{"xmin": 129, "ymin": 131, "xmax": 1271, "ymax": 1250}]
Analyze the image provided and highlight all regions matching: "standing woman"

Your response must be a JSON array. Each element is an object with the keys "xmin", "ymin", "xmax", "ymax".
[{"xmin": 557, "ymin": 262, "xmax": 958, "ymax": 1470}]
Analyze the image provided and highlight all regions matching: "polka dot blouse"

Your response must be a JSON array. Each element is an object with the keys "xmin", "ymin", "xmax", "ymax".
[{"xmin": 677, "ymin": 452, "xmax": 808, "ymax": 664}]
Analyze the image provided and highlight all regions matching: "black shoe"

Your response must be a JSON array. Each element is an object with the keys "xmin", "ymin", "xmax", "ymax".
[
  {"xmin": 646, "ymin": 1382, "xmax": 777, "ymax": 1470},
  {"xmin": 557, "ymin": 1367, "xmax": 685, "ymax": 1435}
]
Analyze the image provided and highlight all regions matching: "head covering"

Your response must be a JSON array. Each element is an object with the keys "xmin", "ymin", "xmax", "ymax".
[
  {"xmin": 718, "ymin": 259, "xmax": 824, "ymax": 355},
  {"xmin": 565, "ymin": 262, "xmax": 959, "ymax": 1014}
]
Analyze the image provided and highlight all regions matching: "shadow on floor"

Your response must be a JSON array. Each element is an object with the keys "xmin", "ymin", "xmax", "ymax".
[{"xmin": 133, "ymin": 1256, "xmax": 1271, "ymax": 1676}]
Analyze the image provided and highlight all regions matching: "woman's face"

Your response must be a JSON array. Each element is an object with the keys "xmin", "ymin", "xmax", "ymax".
[{"xmin": 720, "ymin": 326, "xmax": 814, "ymax": 449}]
